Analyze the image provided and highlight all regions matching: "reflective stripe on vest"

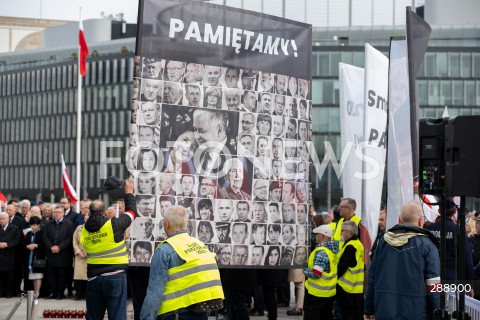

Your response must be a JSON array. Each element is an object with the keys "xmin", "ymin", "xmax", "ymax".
[
  {"xmin": 80, "ymin": 220, "xmax": 128, "ymax": 265},
  {"xmin": 305, "ymin": 246, "xmax": 337, "ymax": 297},
  {"xmin": 332, "ymin": 215, "xmax": 361, "ymax": 241},
  {"xmin": 158, "ymin": 233, "xmax": 224, "ymax": 315},
  {"xmin": 337, "ymin": 239, "xmax": 364, "ymax": 294}
]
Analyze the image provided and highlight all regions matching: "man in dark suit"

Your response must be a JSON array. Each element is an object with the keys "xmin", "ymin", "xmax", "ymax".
[
  {"xmin": 218, "ymin": 158, "xmax": 251, "ymax": 200},
  {"xmin": 59, "ymin": 197, "xmax": 78, "ymax": 296},
  {"xmin": 42, "ymin": 205, "xmax": 74, "ymax": 299},
  {"xmin": 6, "ymin": 204, "xmax": 26, "ymax": 295},
  {"xmin": 0, "ymin": 212, "xmax": 21, "ymax": 298}
]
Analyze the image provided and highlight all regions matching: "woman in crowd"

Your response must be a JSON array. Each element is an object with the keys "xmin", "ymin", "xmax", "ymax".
[
  {"xmin": 24, "ymin": 216, "xmax": 45, "ymax": 297},
  {"xmin": 72, "ymin": 209, "xmax": 89, "ymax": 300}
]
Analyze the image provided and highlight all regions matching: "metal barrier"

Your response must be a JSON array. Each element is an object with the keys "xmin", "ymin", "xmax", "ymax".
[
  {"xmin": 3, "ymin": 291, "xmax": 39, "ymax": 320},
  {"xmin": 446, "ymin": 293, "xmax": 480, "ymax": 319}
]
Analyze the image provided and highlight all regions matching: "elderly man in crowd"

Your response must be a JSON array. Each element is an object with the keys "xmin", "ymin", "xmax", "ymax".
[{"xmin": 141, "ymin": 206, "xmax": 224, "ymax": 320}]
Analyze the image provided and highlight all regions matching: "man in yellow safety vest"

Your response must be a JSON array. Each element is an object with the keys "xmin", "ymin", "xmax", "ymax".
[
  {"xmin": 336, "ymin": 220, "xmax": 364, "ymax": 319},
  {"xmin": 303, "ymin": 225, "xmax": 338, "ymax": 320},
  {"xmin": 140, "ymin": 206, "xmax": 224, "ymax": 320}
]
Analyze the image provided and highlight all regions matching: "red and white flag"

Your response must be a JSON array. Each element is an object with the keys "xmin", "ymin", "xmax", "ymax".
[
  {"xmin": 79, "ymin": 18, "xmax": 89, "ymax": 76},
  {"xmin": 61, "ymin": 155, "xmax": 79, "ymax": 205}
]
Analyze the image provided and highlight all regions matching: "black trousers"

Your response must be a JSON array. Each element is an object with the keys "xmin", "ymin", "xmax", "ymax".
[
  {"xmin": 0, "ymin": 270, "xmax": 14, "ymax": 296},
  {"xmin": 47, "ymin": 265, "xmax": 67, "ymax": 297},
  {"xmin": 129, "ymin": 267, "xmax": 150, "ymax": 320},
  {"xmin": 224, "ymin": 288, "xmax": 251, "ymax": 320},
  {"xmin": 263, "ymin": 286, "xmax": 277, "ymax": 320},
  {"xmin": 336, "ymin": 286, "xmax": 364, "ymax": 320},
  {"xmin": 303, "ymin": 290, "xmax": 334, "ymax": 320}
]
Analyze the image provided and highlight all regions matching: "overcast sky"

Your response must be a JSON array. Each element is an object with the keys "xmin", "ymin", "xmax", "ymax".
[{"xmin": 2, "ymin": 0, "xmax": 140, "ymax": 23}]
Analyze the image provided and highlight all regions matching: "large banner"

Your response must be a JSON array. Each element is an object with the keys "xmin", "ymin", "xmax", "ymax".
[
  {"xmin": 339, "ymin": 63, "xmax": 364, "ymax": 217},
  {"xmin": 361, "ymin": 44, "xmax": 388, "ymax": 251},
  {"xmin": 386, "ymin": 38, "xmax": 414, "ymax": 229},
  {"xmin": 127, "ymin": 0, "xmax": 312, "ymax": 268}
]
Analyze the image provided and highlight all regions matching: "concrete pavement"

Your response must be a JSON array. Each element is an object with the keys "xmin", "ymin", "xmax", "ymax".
[{"xmin": 0, "ymin": 295, "xmax": 300, "ymax": 320}]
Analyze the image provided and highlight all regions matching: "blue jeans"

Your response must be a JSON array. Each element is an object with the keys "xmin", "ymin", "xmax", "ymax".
[
  {"xmin": 159, "ymin": 311, "xmax": 208, "ymax": 320},
  {"xmin": 87, "ymin": 272, "xmax": 127, "ymax": 320}
]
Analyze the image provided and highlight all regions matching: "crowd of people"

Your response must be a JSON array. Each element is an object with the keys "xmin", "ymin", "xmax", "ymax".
[{"xmin": 1, "ymin": 193, "xmax": 479, "ymax": 320}]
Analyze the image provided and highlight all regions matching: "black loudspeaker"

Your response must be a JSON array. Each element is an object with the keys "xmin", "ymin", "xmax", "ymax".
[
  {"xmin": 444, "ymin": 115, "xmax": 480, "ymax": 197},
  {"xmin": 419, "ymin": 118, "xmax": 449, "ymax": 195}
]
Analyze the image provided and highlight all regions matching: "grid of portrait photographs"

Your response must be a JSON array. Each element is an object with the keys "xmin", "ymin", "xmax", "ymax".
[{"xmin": 127, "ymin": 57, "xmax": 312, "ymax": 268}]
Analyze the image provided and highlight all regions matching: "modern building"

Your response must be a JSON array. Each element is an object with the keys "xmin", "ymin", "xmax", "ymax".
[{"xmin": 0, "ymin": 2, "xmax": 479, "ymax": 209}]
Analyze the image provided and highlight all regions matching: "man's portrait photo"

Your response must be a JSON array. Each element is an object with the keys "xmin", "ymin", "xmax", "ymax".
[
  {"xmin": 140, "ymin": 79, "xmax": 163, "ymax": 103},
  {"xmin": 142, "ymin": 57, "xmax": 164, "ymax": 80}
]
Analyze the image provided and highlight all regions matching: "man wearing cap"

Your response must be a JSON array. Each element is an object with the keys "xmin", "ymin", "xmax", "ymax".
[
  {"xmin": 80, "ymin": 177, "xmax": 137, "ymax": 320},
  {"xmin": 303, "ymin": 224, "xmax": 338, "ymax": 320},
  {"xmin": 269, "ymin": 181, "xmax": 282, "ymax": 202},
  {"xmin": 141, "ymin": 206, "xmax": 224, "ymax": 320},
  {"xmin": 216, "ymin": 222, "xmax": 231, "ymax": 244},
  {"xmin": 332, "ymin": 197, "xmax": 361, "ymax": 241},
  {"xmin": 143, "ymin": 58, "xmax": 164, "ymax": 80}
]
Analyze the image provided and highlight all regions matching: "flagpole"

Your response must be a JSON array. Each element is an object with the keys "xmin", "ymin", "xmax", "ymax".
[{"xmin": 75, "ymin": 7, "xmax": 83, "ymax": 212}]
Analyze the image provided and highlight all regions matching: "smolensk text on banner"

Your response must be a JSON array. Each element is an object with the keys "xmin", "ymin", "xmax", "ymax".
[
  {"xmin": 339, "ymin": 63, "xmax": 365, "ymax": 220},
  {"xmin": 128, "ymin": 0, "xmax": 312, "ymax": 269},
  {"xmin": 360, "ymin": 44, "xmax": 389, "ymax": 255}
]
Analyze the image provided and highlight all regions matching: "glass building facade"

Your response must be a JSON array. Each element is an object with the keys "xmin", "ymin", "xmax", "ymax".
[
  {"xmin": 1, "ymin": 25, "xmax": 479, "ymax": 209},
  {"xmin": 0, "ymin": 47, "xmax": 135, "ymax": 200}
]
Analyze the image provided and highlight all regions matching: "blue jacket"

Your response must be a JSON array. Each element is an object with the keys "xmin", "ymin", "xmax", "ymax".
[{"xmin": 365, "ymin": 224, "xmax": 440, "ymax": 320}]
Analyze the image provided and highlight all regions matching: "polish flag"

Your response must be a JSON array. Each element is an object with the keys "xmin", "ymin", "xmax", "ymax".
[
  {"xmin": 0, "ymin": 191, "xmax": 7, "ymax": 210},
  {"xmin": 79, "ymin": 18, "xmax": 89, "ymax": 76},
  {"xmin": 61, "ymin": 155, "xmax": 79, "ymax": 205}
]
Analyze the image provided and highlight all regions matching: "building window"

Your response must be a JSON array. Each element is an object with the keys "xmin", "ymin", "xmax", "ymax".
[
  {"xmin": 465, "ymin": 80, "xmax": 475, "ymax": 106},
  {"xmin": 436, "ymin": 52, "xmax": 448, "ymax": 77},
  {"xmin": 453, "ymin": 80, "xmax": 464, "ymax": 105},
  {"xmin": 461, "ymin": 53, "xmax": 472, "ymax": 78},
  {"xmin": 449, "ymin": 53, "xmax": 460, "ymax": 78},
  {"xmin": 441, "ymin": 80, "xmax": 452, "ymax": 106}
]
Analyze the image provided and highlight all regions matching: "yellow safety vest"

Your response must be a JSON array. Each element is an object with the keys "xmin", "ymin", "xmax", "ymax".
[
  {"xmin": 158, "ymin": 233, "xmax": 224, "ymax": 315},
  {"xmin": 337, "ymin": 239, "xmax": 364, "ymax": 294},
  {"xmin": 332, "ymin": 215, "xmax": 361, "ymax": 241},
  {"xmin": 328, "ymin": 222, "xmax": 337, "ymax": 235},
  {"xmin": 80, "ymin": 220, "xmax": 128, "ymax": 265},
  {"xmin": 305, "ymin": 246, "xmax": 337, "ymax": 297}
]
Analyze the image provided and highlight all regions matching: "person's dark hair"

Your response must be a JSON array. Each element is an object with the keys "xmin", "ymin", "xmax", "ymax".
[
  {"xmin": 198, "ymin": 220, "xmax": 214, "ymax": 235},
  {"xmin": 268, "ymin": 224, "xmax": 281, "ymax": 233},
  {"xmin": 8, "ymin": 200, "xmax": 18, "ymax": 205},
  {"xmin": 252, "ymin": 223, "xmax": 265, "ymax": 233},
  {"xmin": 29, "ymin": 216, "xmax": 42, "ymax": 226},
  {"xmin": 133, "ymin": 241, "xmax": 153, "ymax": 255},
  {"xmin": 197, "ymin": 199, "xmax": 213, "ymax": 219},
  {"xmin": 264, "ymin": 245, "xmax": 280, "ymax": 266},
  {"xmin": 237, "ymin": 200, "xmax": 250, "ymax": 210},
  {"xmin": 181, "ymin": 174, "xmax": 196, "ymax": 184},
  {"xmin": 331, "ymin": 204, "xmax": 341, "ymax": 222},
  {"xmin": 269, "ymin": 203, "xmax": 279, "ymax": 211},
  {"xmin": 159, "ymin": 195, "xmax": 175, "ymax": 205},
  {"xmin": 312, "ymin": 215, "xmax": 326, "ymax": 227},
  {"xmin": 137, "ymin": 149, "xmax": 158, "ymax": 170}
]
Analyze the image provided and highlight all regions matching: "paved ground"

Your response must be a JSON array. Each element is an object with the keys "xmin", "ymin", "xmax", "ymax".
[{"xmin": 0, "ymin": 295, "xmax": 300, "ymax": 320}]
